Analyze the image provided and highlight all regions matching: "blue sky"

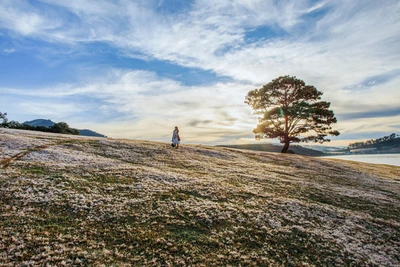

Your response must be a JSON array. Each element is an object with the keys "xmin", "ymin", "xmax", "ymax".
[{"xmin": 1, "ymin": 0, "xmax": 399, "ymax": 146}]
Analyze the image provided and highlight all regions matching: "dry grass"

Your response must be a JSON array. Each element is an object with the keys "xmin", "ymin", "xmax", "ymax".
[{"xmin": 1, "ymin": 128, "xmax": 399, "ymax": 266}]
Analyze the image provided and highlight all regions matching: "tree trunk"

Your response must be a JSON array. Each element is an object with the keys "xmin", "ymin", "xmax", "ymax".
[
  {"xmin": 281, "ymin": 140, "xmax": 290, "ymax": 153},
  {"xmin": 282, "ymin": 105, "xmax": 290, "ymax": 153}
]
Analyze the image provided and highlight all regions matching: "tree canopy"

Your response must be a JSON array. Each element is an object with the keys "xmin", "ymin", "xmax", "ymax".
[
  {"xmin": 245, "ymin": 75, "xmax": 340, "ymax": 153},
  {"xmin": 0, "ymin": 111, "xmax": 8, "ymax": 126}
]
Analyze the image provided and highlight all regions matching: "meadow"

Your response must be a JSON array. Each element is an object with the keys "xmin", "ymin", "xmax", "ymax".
[{"xmin": 1, "ymin": 128, "xmax": 399, "ymax": 266}]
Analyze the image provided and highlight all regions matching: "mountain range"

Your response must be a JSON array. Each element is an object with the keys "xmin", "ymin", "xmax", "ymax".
[{"xmin": 23, "ymin": 119, "xmax": 106, "ymax": 138}]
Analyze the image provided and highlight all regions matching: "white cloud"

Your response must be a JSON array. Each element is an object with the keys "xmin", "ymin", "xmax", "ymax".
[
  {"xmin": 0, "ymin": 0, "xmax": 399, "ymax": 144},
  {"xmin": 15, "ymin": 101, "xmax": 83, "ymax": 122},
  {"xmin": 0, "ymin": 0, "xmax": 62, "ymax": 36},
  {"xmin": 101, "ymin": 0, "xmax": 400, "ymax": 108},
  {"xmin": 38, "ymin": 0, "xmax": 122, "ymax": 16},
  {"xmin": 1, "ymin": 69, "xmax": 256, "ymax": 143},
  {"xmin": 2, "ymin": 48, "xmax": 15, "ymax": 54},
  {"xmin": 2, "ymin": 0, "xmax": 398, "ymax": 88}
]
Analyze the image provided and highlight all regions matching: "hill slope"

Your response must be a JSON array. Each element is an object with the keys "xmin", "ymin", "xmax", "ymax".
[{"xmin": 1, "ymin": 128, "xmax": 399, "ymax": 266}]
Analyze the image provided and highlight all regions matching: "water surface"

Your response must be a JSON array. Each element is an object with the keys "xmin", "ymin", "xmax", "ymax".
[{"xmin": 322, "ymin": 154, "xmax": 400, "ymax": 167}]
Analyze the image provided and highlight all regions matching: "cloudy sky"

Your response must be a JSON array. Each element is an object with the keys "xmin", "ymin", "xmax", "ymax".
[{"xmin": 1, "ymin": 0, "xmax": 399, "ymax": 146}]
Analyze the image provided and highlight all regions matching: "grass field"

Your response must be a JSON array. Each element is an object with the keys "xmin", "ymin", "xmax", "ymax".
[{"xmin": 1, "ymin": 128, "xmax": 399, "ymax": 266}]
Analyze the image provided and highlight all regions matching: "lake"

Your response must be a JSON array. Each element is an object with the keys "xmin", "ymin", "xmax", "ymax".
[{"xmin": 321, "ymin": 154, "xmax": 400, "ymax": 167}]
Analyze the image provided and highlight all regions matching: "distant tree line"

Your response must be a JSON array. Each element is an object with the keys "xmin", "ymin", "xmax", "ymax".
[
  {"xmin": 0, "ymin": 112, "xmax": 79, "ymax": 135},
  {"xmin": 348, "ymin": 133, "xmax": 399, "ymax": 149}
]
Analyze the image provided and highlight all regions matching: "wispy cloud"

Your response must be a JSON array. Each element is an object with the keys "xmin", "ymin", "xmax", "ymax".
[
  {"xmin": 2, "ymin": 0, "xmax": 398, "ymax": 85},
  {"xmin": 1, "ymin": 69, "xmax": 255, "ymax": 143},
  {"xmin": 0, "ymin": 0, "xmax": 64, "ymax": 36},
  {"xmin": 2, "ymin": 48, "xmax": 15, "ymax": 54},
  {"xmin": 0, "ymin": 0, "xmax": 399, "ymax": 145}
]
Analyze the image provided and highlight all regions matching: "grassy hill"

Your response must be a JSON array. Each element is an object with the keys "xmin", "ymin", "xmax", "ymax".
[{"xmin": 1, "ymin": 128, "xmax": 399, "ymax": 266}]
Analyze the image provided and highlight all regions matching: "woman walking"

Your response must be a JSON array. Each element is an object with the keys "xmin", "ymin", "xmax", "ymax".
[{"xmin": 172, "ymin": 126, "xmax": 180, "ymax": 149}]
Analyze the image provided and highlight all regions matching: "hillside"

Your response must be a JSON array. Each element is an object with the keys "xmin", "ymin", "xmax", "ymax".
[
  {"xmin": 217, "ymin": 143, "xmax": 325, "ymax": 156},
  {"xmin": 349, "ymin": 137, "xmax": 400, "ymax": 154},
  {"xmin": 1, "ymin": 128, "xmax": 399, "ymax": 266}
]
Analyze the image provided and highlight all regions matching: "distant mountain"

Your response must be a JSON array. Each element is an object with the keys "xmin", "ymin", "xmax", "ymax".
[
  {"xmin": 23, "ymin": 119, "xmax": 55, "ymax": 127},
  {"xmin": 78, "ymin": 129, "xmax": 107, "ymax": 138},
  {"xmin": 23, "ymin": 119, "xmax": 106, "ymax": 138},
  {"xmin": 216, "ymin": 143, "xmax": 325, "ymax": 156}
]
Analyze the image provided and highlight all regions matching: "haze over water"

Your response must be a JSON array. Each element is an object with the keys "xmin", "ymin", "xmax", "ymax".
[{"xmin": 322, "ymin": 154, "xmax": 400, "ymax": 167}]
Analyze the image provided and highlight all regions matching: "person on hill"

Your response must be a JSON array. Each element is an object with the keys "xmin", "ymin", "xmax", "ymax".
[{"xmin": 172, "ymin": 126, "xmax": 180, "ymax": 149}]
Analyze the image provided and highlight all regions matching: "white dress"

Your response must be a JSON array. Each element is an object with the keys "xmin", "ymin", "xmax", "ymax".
[{"xmin": 172, "ymin": 130, "xmax": 180, "ymax": 145}]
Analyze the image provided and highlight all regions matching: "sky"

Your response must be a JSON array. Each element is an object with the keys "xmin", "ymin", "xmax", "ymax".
[{"xmin": 1, "ymin": 0, "xmax": 399, "ymax": 146}]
